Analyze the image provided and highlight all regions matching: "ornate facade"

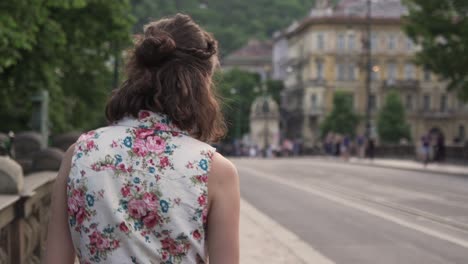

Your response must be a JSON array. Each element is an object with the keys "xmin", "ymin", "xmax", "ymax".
[{"xmin": 276, "ymin": 0, "xmax": 468, "ymax": 148}]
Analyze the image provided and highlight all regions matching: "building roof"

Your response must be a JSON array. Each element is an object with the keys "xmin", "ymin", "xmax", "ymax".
[
  {"xmin": 285, "ymin": 0, "xmax": 407, "ymax": 37},
  {"xmin": 223, "ymin": 39, "xmax": 272, "ymax": 66}
]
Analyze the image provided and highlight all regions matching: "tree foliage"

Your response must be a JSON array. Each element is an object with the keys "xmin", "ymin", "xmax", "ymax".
[
  {"xmin": 0, "ymin": 0, "xmax": 134, "ymax": 133},
  {"xmin": 403, "ymin": 0, "xmax": 468, "ymax": 101},
  {"xmin": 131, "ymin": 0, "xmax": 316, "ymax": 56},
  {"xmin": 377, "ymin": 91, "xmax": 411, "ymax": 144},
  {"xmin": 320, "ymin": 92, "xmax": 360, "ymax": 137},
  {"xmin": 215, "ymin": 69, "xmax": 282, "ymax": 141}
]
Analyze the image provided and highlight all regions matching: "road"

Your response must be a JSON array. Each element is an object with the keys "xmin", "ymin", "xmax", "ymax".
[{"xmin": 234, "ymin": 158, "xmax": 468, "ymax": 264}]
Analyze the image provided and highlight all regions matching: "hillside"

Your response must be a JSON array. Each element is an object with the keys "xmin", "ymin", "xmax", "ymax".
[{"xmin": 131, "ymin": 0, "xmax": 316, "ymax": 56}]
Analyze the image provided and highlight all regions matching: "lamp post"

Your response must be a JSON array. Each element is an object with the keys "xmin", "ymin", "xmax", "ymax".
[
  {"xmin": 230, "ymin": 88, "xmax": 242, "ymax": 141},
  {"xmin": 365, "ymin": 0, "xmax": 372, "ymax": 138}
]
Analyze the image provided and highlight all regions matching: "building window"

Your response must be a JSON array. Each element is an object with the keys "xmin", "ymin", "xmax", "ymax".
[
  {"xmin": 424, "ymin": 67, "xmax": 431, "ymax": 81},
  {"xmin": 348, "ymin": 63, "xmax": 356, "ymax": 81},
  {"xmin": 337, "ymin": 33, "xmax": 345, "ymax": 51},
  {"xmin": 317, "ymin": 33, "xmax": 324, "ymax": 50},
  {"xmin": 388, "ymin": 34, "xmax": 396, "ymax": 50},
  {"xmin": 459, "ymin": 125, "xmax": 466, "ymax": 141},
  {"xmin": 440, "ymin": 94, "xmax": 447, "ymax": 111},
  {"xmin": 404, "ymin": 63, "xmax": 414, "ymax": 80},
  {"xmin": 336, "ymin": 63, "xmax": 346, "ymax": 81},
  {"xmin": 316, "ymin": 60, "xmax": 324, "ymax": 80},
  {"xmin": 371, "ymin": 33, "xmax": 378, "ymax": 51},
  {"xmin": 311, "ymin": 94, "xmax": 317, "ymax": 109},
  {"xmin": 368, "ymin": 94, "xmax": 376, "ymax": 111},
  {"xmin": 423, "ymin": 94, "xmax": 431, "ymax": 111},
  {"xmin": 348, "ymin": 34, "xmax": 355, "ymax": 51},
  {"xmin": 387, "ymin": 62, "xmax": 397, "ymax": 82},
  {"xmin": 405, "ymin": 94, "xmax": 413, "ymax": 110},
  {"xmin": 406, "ymin": 37, "xmax": 414, "ymax": 51}
]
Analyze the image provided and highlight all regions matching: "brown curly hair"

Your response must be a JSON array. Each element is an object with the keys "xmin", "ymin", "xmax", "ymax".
[{"xmin": 106, "ymin": 14, "xmax": 226, "ymax": 142}]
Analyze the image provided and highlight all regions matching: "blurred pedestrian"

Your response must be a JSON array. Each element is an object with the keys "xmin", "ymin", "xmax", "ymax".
[
  {"xmin": 434, "ymin": 132, "xmax": 446, "ymax": 162},
  {"xmin": 356, "ymin": 134, "xmax": 366, "ymax": 158},
  {"xmin": 44, "ymin": 14, "xmax": 239, "ymax": 264},
  {"xmin": 334, "ymin": 134, "xmax": 342, "ymax": 157},
  {"xmin": 421, "ymin": 134, "xmax": 431, "ymax": 166},
  {"xmin": 367, "ymin": 138, "xmax": 375, "ymax": 160},
  {"xmin": 342, "ymin": 134, "xmax": 351, "ymax": 161}
]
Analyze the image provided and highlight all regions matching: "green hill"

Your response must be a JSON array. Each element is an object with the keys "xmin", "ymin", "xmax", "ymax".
[{"xmin": 131, "ymin": 0, "xmax": 316, "ymax": 56}]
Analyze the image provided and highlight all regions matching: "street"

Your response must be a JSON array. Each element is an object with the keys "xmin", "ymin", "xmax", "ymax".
[{"xmin": 235, "ymin": 158, "xmax": 468, "ymax": 264}]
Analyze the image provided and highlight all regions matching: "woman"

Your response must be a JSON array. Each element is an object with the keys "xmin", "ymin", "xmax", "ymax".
[{"xmin": 44, "ymin": 14, "xmax": 240, "ymax": 264}]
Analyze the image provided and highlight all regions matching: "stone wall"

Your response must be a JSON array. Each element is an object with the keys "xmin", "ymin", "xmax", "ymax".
[{"xmin": 0, "ymin": 149, "xmax": 62, "ymax": 264}]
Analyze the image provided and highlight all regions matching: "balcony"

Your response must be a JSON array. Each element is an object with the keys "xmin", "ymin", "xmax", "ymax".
[
  {"xmin": 308, "ymin": 106, "xmax": 324, "ymax": 117},
  {"xmin": 418, "ymin": 109, "xmax": 457, "ymax": 119},
  {"xmin": 304, "ymin": 79, "xmax": 327, "ymax": 87},
  {"xmin": 382, "ymin": 80, "xmax": 420, "ymax": 90}
]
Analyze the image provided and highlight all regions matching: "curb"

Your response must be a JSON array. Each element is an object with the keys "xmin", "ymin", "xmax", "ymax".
[{"xmin": 347, "ymin": 159, "xmax": 468, "ymax": 178}]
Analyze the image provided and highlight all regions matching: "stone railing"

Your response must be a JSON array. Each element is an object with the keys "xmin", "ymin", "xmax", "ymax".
[{"xmin": 0, "ymin": 131, "xmax": 79, "ymax": 264}]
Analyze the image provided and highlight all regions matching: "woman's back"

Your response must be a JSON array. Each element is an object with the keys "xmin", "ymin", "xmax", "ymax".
[
  {"xmin": 44, "ymin": 14, "xmax": 239, "ymax": 264},
  {"xmin": 69, "ymin": 111, "xmax": 214, "ymax": 263}
]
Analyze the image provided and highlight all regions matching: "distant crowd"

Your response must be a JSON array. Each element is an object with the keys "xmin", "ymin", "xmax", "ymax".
[
  {"xmin": 322, "ymin": 132, "xmax": 375, "ymax": 160},
  {"xmin": 217, "ymin": 129, "xmax": 452, "ymax": 165}
]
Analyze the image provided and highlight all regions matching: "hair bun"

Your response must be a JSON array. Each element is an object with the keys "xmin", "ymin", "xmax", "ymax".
[{"xmin": 135, "ymin": 34, "xmax": 176, "ymax": 67}]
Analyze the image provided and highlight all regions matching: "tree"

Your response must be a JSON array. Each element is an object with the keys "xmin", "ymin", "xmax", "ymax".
[
  {"xmin": 215, "ymin": 69, "xmax": 262, "ymax": 141},
  {"xmin": 131, "ymin": 0, "xmax": 317, "ymax": 56},
  {"xmin": 320, "ymin": 92, "xmax": 360, "ymax": 137},
  {"xmin": 377, "ymin": 91, "xmax": 411, "ymax": 144},
  {"xmin": 0, "ymin": 0, "xmax": 134, "ymax": 133},
  {"xmin": 403, "ymin": 0, "xmax": 468, "ymax": 101}
]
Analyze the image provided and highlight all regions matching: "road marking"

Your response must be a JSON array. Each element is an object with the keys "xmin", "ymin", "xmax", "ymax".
[
  {"xmin": 240, "ymin": 166, "xmax": 468, "ymax": 250},
  {"xmin": 241, "ymin": 199, "xmax": 335, "ymax": 264}
]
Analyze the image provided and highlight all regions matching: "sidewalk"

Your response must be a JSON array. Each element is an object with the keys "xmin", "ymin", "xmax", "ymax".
[
  {"xmin": 240, "ymin": 199, "xmax": 334, "ymax": 264},
  {"xmin": 348, "ymin": 157, "xmax": 468, "ymax": 176}
]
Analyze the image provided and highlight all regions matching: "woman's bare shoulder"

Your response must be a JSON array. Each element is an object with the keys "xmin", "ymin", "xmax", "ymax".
[{"xmin": 209, "ymin": 152, "xmax": 238, "ymax": 186}]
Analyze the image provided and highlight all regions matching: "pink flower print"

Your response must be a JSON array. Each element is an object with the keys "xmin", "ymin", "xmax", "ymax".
[
  {"xmin": 128, "ymin": 199, "xmax": 148, "ymax": 219},
  {"xmin": 119, "ymin": 222, "xmax": 130, "ymax": 233},
  {"xmin": 142, "ymin": 211, "xmax": 161, "ymax": 228},
  {"xmin": 76, "ymin": 207, "xmax": 87, "ymax": 224},
  {"xmin": 68, "ymin": 196, "xmax": 80, "ymax": 214},
  {"xmin": 96, "ymin": 236, "xmax": 110, "ymax": 250},
  {"xmin": 196, "ymin": 175, "xmax": 208, "ymax": 183},
  {"xmin": 198, "ymin": 194, "xmax": 207, "ymax": 206},
  {"xmin": 132, "ymin": 138, "xmax": 148, "ymax": 157},
  {"xmin": 162, "ymin": 251, "xmax": 169, "ymax": 261},
  {"xmin": 202, "ymin": 206, "xmax": 208, "ymax": 224},
  {"xmin": 89, "ymin": 246, "xmax": 96, "ymax": 256},
  {"xmin": 118, "ymin": 163, "xmax": 127, "ymax": 172},
  {"xmin": 176, "ymin": 245, "xmax": 185, "ymax": 254},
  {"xmin": 86, "ymin": 140, "xmax": 95, "ymax": 150},
  {"xmin": 192, "ymin": 230, "xmax": 202, "ymax": 241},
  {"xmin": 111, "ymin": 240, "xmax": 120, "ymax": 249},
  {"xmin": 135, "ymin": 128, "xmax": 154, "ymax": 139},
  {"xmin": 142, "ymin": 192, "xmax": 158, "ymax": 210},
  {"xmin": 121, "ymin": 186, "xmax": 131, "ymax": 198},
  {"xmin": 146, "ymin": 136, "xmax": 166, "ymax": 154},
  {"xmin": 160, "ymin": 156, "xmax": 169, "ymax": 168},
  {"xmin": 139, "ymin": 110, "xmax": 150, "ymax": 119},
  {"xmin": 68, "ymin": 189, "xmax": 85, "ymax": 214},
  {"xmin": 89, "ymin": 231, "xmax": 100, "ymax": 244},
  {"xmin": 154, "ymin": 123, "xmax": 169, "ymax": 131},
  {"xmin": 79, "ymin": 131, "xmax": 95, "ymax": 141}
]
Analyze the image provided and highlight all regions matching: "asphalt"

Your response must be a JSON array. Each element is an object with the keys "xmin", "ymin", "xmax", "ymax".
[{"xmin": 234, "ymin": 158, "xmax": 468, "ymax": 264}]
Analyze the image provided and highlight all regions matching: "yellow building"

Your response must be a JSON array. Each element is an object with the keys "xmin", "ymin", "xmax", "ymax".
[{"xmin": 278, "ymin": 0, "xmax": 468, "ymax": 149}]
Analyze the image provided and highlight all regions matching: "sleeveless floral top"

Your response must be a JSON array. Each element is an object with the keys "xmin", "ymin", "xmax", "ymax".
[{"xmin": 67, "ymin": 111, "xmax": 215, "ymax": 264}]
